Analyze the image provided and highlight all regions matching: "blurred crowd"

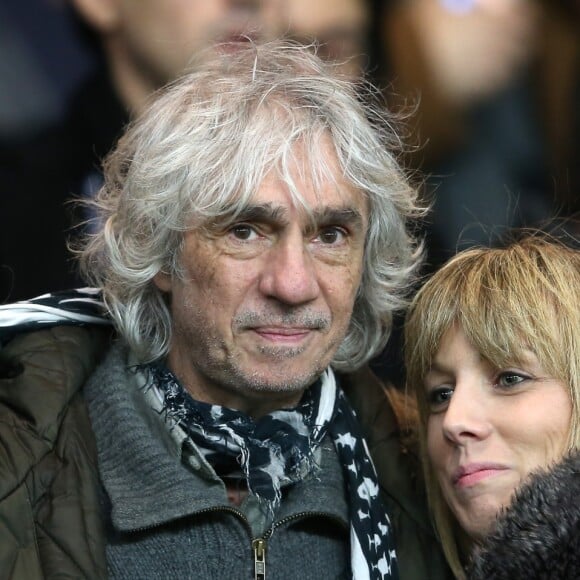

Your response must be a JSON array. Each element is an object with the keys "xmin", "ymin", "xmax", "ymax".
[
  {"xmin": 382, "ymin": 0, "xmax": 579, "ymax": 266},
  {"xmin": 0, "ymin": 0, "xmax": 578, "ymax": 305}
]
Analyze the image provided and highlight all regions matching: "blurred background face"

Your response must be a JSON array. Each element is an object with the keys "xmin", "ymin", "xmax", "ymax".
[
  {"xmin": 74, "ymin": 0, "xmax": 371, "ymax": 109},
  {"xmin": 271, "ymin": 0, "xmax": 370, "ymax": 79},
  {"xmin": 383, "ymin": 0, "xmax": 540, "ymax": 105},
  {"xmin": 104, "ymin": 0, "xmax": 274, "ymax": 88},
  {"xmin": 424, "ymin": 325, "xmax": 572, "ymax": 541}
]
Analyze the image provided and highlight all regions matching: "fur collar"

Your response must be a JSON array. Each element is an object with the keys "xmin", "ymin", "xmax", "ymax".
[{"xmin": 468, "ymin": 451, "xmax": 580, "ymax": 579}]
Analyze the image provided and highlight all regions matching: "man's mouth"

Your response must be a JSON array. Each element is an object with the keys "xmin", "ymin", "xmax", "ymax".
[{"xmin": 251, "ymin": 327, "xmax": 314, "ymax": 344}]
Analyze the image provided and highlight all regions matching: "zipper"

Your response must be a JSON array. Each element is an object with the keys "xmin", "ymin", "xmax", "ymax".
[
  {"xmin": 190, "ymin": 506, "xmax": 268, "ymax": 580},
  {"xmin": 263, "ymin": 510, "xmax": 347, "ymax": 540},
  {"xmin": 128, "ymin": 504, "xmax": 251, "ymax": 534},
  {"xmin": 170, "ymin": 506, "xmax": 266, "ymax": 580},
  {"xmin": 130, "ymin": 506, "xmax": 347, "ymax": 580},
  {"xmin": 252, "ymin": 538, "xmax": 267, "ymax": 580},
  {"xmin": 252, "ymin": 511, "xmax": 348, "ymax": 580}
]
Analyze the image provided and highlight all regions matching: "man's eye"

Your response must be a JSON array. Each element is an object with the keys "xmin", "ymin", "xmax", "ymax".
[
  {"xmin": 427, "ymin": 387, "xmax": 454, "ymax": 412},
  {"xmin": 230, "ymin": 225, "xmax": 257, "ymax": 241},
  {"xmin": 497, "ymin": 372, "xmax": 527, "ymax": 389},
  {"xmin": 317, "ymin": 227, "xmax": 346, "ymax": 245}
]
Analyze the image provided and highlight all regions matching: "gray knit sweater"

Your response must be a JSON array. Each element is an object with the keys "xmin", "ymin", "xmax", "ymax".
[{"xmin": 84, "ymin": 343, "xmax": 351, "ymax": 579}]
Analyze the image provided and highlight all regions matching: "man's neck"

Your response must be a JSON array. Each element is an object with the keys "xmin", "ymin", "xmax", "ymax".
[
  {"xmin": 182, "ymin": 379, "xmax": 307, "ymax": 419},
  {"xmin": 164, "ymin": 350, "xmax": 316, "ymax": 418}
]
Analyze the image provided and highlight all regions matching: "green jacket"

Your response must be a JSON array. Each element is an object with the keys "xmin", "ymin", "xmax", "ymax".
[{"xmin": 0, "ymin": 325, "xmax": 451, "ymax": 579}]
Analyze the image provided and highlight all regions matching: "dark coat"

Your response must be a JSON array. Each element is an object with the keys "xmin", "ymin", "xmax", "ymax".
[
  {"xmin": 0, "ymin": 324, "xmax": 452, "ymax": 580},
  {"xmin": 468, "ymin": 451, "xmax": 580, "ymax": 580}
]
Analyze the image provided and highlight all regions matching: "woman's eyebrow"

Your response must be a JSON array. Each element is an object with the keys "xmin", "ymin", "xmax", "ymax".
[{"xmin": 425, "ymin": 361, "xmax": 453, "ymax": 377}]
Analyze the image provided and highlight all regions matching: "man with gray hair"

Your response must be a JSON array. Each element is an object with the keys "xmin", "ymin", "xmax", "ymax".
[{"xmin": 0, "ymin": 41, "xmax": 451, "ymax": 579}]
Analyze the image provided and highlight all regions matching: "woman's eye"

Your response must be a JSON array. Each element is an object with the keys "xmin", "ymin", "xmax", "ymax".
[
  {"xmin": 230, "ymin": 224, "xmax": 258, "ymax": 241},
  {"xmin": 427, "ymin": 387, "xmax": 454, "ymax": 411},
  {"xmin": 497, "ymin": 372, "xmax": 527, "ymax": 388},
  {"xmin": 317, "ymin": 227, "xmax": 346, "ymax": 245}
]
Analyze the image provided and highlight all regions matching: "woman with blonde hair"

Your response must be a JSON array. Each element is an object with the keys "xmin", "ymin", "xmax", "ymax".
[{"xmin": 404, "ymin": 234, "xmax": 580, "ymax": 578}]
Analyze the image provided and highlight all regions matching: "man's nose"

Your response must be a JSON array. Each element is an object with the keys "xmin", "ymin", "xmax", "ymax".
[
  {"xmin": 441, "ymin": 382, "xmax": 492, "ymax": 445},
  {"xmin": 258, "ymin": 238, "xmax": 321, "ymax": 305}
]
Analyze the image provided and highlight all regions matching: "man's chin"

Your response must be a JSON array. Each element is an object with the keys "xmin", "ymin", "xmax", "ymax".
[
  {"xmin": 237, "ymin": 362, "xmax": 325, "ymax": 395},
  {"xmin": 256, "ymin": 344, "xmax": 308, "ymax": 359}
]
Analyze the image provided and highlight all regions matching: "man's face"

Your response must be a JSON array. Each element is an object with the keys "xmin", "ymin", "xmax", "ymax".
[
  {"xmin": 108, "ymin": 0, "xmax": 274, "ymax": 87},
  {"xmin": 154, "ymin": 142, "xmax": 368, "ymax": 417}
]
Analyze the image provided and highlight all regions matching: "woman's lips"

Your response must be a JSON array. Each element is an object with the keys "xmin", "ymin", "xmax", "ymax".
[{"xmin": 453, "ymin": 463, "xmax": 509, "ymax": 487}]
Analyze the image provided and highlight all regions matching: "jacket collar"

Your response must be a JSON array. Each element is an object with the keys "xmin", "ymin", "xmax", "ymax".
[{"xmin": 84, "ymin": 343, "xmax": 349, "ymax": 533}]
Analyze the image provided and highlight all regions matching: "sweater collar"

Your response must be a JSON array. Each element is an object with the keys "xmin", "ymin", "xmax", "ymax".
[{"xmin": 83, "ymin": 343, "xmax": 348, "ymax": 533}]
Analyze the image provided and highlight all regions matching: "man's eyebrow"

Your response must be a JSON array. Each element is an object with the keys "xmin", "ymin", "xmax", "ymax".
[
  {"xmin": 225, "ymin": 203, "xmax": 288, "ymax": 224},
  {"xmin": 212, "ymin": 204, "xmax": 365, "ymax": 230},
  {"xmin": 311, "ymin": 207, "xmax": 365, "ymax": 229}
]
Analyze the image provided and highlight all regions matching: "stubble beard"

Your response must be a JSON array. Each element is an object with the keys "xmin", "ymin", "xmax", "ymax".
[{"xmin": 173, "ymin": 299, "xmax": 344, "ymax": 404}]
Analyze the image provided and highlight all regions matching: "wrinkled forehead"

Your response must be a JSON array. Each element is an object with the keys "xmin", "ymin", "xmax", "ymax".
[{"xmin": 226, "ymin": 135, "xmax": 369, "ymax": 222}]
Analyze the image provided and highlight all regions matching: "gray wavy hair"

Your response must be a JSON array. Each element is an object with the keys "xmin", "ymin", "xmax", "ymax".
[{"xmin": 79, "ymin": 40, "xmax": 423, "ymax": 371}]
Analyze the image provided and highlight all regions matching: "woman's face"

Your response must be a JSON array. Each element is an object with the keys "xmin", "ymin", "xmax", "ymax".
[{"xmin": 425, "ymin": 326, "xmax": 572, "ymax": 541}]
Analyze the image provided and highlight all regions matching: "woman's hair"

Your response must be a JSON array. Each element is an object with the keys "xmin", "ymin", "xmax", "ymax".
[
  {"xmin": 404, "ymin": 234, "xmax": 580, "ymax": 578},
  {"xmin": 78, "ymin": 40, "xmax": 422, "ymax": 370}
]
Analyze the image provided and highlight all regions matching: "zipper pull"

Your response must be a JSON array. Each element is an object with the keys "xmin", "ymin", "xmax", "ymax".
[{"xmin": 252, "ymin": 538, "xmax": 267, "ymax": 580}]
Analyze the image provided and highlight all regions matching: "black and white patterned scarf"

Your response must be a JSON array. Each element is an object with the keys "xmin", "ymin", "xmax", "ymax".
[
  {"xmin": 0, "ymin": 289, "xmax": 398, "ymax": 578},
  {"xmin": 147, "ymin": 363, "xmax": 399, "ymax": 580},
  {"xmin": 0, "ymin": 288, "xmax": 109, "ymax": 345}
]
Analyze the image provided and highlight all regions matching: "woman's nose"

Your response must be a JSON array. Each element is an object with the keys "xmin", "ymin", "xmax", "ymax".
[{"xmin": 441, "ymin": 382, "xmax": 493, "ymax": 445}]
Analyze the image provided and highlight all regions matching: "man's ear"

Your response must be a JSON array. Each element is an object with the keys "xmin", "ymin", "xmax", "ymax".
[
  {"xmin": 70, "ymin": 0, "xmax": 121, "ymax": 33},
  {"xmin": 153, "ymin": 271, "xmax": 173, "ymax": 293}
]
